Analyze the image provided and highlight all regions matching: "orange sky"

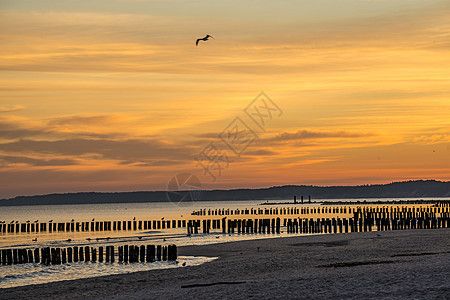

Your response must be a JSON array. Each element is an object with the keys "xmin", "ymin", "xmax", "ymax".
[{"xmin": 0, "ymin": 0, "xmax": 449, "ymax": 198}]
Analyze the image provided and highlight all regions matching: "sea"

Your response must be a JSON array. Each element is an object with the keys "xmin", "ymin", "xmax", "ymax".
[{"xmin": 1, "ymin": 197, "xmax": 447, "ymax": 288}]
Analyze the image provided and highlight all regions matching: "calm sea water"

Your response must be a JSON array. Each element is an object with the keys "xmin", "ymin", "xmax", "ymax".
[{"xmin": 1, "ymin": 198, "xmax": 447, "ymax": 288}]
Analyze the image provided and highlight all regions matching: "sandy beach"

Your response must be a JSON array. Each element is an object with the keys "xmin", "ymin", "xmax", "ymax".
[{"xmin": 1, "ymin": 229, "xmax": 449, "ymax": 299}]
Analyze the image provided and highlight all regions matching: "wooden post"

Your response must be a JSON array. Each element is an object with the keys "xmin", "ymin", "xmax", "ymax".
[
  {"xmin": 34, "ymin": 248, "xmax": 40, "ymax": 263},
  {"xmin": 110, "ymin": 246, "xmax": 114, "ymax": 262},
  {"xmin": 79, "ymin": 246, "xmax": 84, "ymax": 262},
  {"xmin": 106, "ymin": 246, "xmax": 110, "ymax": 263},
  {"xmin": 124, "ymin": 245, "xmax": 128, "ymax": 263},
  {"xmin": 85, "ymin": 246, "xmax": 90, "ymax": 262},
  {"xmin": 7, "ymin": 249, "xmax": 13, "ymax": 265},
  {"xmin": 67, "ymin": 247, "xmax": 73, "ymax": 263},
  {"xmin": 119, "ymin": 246, "xmax": 124, "ymax": 263},
  {"xmin": 146, "ymin": 245, "xmax": 155, "ymax": 262},
  {"xmin": 74, "ymin": 246, "xmax": 79, "ymax": 262},
  {"xmin": 50, "ymin": 248, "xmax": 57, "ymax": 264},
  {"xmin": 1, "ymin": 249, "xmax": 6, "ymax": 265},
  {"xmin": 13, "ymin": 249, "xmax": 18, "ymax": 264},
  {"xmin": 92, "ymin": 248, "xmax": 97, "ymax": 262},
  {"xmin": 157, "ymin": 245, "xmax": 162, "ymax": 261},
  {"xmin": 61, "ymin": 248, "xmax": 67, "ymax": 264},
  {"xmin": 99, "ymin": 246, "xmax": 103, "ymax": 262},
  {"xmin": 140, "ymin": 245, "xmax": 146, "ymax": 262}
]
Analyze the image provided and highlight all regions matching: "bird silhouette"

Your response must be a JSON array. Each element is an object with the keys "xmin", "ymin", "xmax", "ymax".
[
  {"xmin": 133, "ymin": 217, "xmax": 136, "ymax": 220},
  {"xmin": 161, "ymin": 217, "xmax": 164, "ymax": 220},
  {"xmin": 10, "ymin": 220, "xmax": 14, "ymax": 224},
  {"xmin": 32, "ymin": 238, "xmax": 37, "ymax": 242},
  {"xmin": 92, "ymin": 218, "xmax": 95, "ymax": 221},
  {"xmin": 49, "ymin": 220, "xmax": 53, "ymax": 222},
  {"xmin": 67, "ymin": 239, "xmax": 72, "ymax": 242},
  {"xmin": 34, "ymin": 220, "xmax": 38, "ymax": 223},
  {"xmin": 182, "ymin": 262, "xmax": 186, "ymax": 266},
  {"xmin": 26, "ymin": 220, "xmax": 30, "ymax": 223},
  {"xmin": 196, "ymin": 34, "xmax": 214, "ymax": 46}
]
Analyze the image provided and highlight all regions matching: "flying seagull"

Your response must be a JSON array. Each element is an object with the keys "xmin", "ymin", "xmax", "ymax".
[{"xmin": 196, "ymin": 34, "xmax": 214, "ymax": 46}]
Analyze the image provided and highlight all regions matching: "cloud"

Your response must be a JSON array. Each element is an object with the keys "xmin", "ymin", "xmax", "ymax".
[
  {"xmin": 48, "ymin": 115, "xmax": 120, "ymax": 126},
  {"xmin": 0, "ymin": 117, "xmax": 49, "ymax": 139},
  {"xmin": 0, "ymin": 155, "xmax": 79, "ymax": 167},
  {"xmin": 263, "ymin": 129, "xmax": 373, "ymax": 143},
  {"xmin": 244, "ymin": 149, "xmax": 278, "ymax": 156},
  {"xmin": 0, "ymin": 105, "xmax": 25, "ymax": 113},
  {"xmin": 0, "ymin": 138, "xmax": 196, "ymax": 165}
]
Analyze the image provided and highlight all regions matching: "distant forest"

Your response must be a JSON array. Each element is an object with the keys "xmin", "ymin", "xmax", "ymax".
[{"xmin": 0, "ymin": 180, "xmax": 449, "ymax": 207}]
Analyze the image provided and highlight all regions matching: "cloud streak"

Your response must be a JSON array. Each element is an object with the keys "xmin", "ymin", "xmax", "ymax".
[{"xmin": 0, "ymin": 106, "xmax": 25, "ymax": 113}]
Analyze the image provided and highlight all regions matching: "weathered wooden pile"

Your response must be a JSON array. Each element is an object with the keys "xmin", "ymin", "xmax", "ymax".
[
  {"xmin": 0, "ymin": 219, "xmax": 188, "ymax": 234},
  {"xmin": 189, "ymin": 203, "xmax": 450, "ymax": 234},
  {"xmin": 191, "ymin": 200, "xmax": 450, "ymax": 216},
  {"xmin": 0, "ymin": 244, "xmax": 177, "ymax": 266},
  {"xmin": 1, "ymin": 201, "xmax": 448, "ymax": 236}
]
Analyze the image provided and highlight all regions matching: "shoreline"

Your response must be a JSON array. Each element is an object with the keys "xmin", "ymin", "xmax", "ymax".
[{"xmin": 1, "ymin": 228, "xmax": 449, "ymax": 299}]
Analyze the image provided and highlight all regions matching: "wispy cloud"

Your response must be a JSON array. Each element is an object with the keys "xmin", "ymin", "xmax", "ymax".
[
  {"xmin": 263, "ymin": 129, "xmax": 373, "ymax": 143},
  {"xmin": 0, "ymin": 155, "xmax": 79, "ymax": 167},
  {"xmin": 0, "ymin": 105, "xmax": 25, "ymax": 113}
]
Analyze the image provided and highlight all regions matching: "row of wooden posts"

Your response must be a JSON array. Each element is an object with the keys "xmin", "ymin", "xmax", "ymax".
[
  {"xmin": 187, "ymin": 214, "xmax": 450, "ymax": 235},
  {"xmin": 1, "ymin": 211, "xmax": 449, "ymax": 236},
  {"xmin": 0, "ymin": 244, "xmax": 177, "ymax": 266},
  {"xmin": 191, "ymin": 202, "xmax": 450, "ymax": 216},
  {"xmin": 0, "ymin": 219, "xmax": 188, "ymax": 234},
  {"xmin": 1, "ymin": 202, "xmax": 449, "ymax": 235}
]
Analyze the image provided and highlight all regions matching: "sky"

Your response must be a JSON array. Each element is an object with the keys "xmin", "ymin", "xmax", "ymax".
[{"xmin": 0, "ymin": 0, "xmax": 449, "ymax": 198}]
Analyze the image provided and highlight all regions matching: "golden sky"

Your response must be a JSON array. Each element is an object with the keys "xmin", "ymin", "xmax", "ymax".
[{"xmin": 1, "ymin": 0, "xmax": 449, "ymax": 198}]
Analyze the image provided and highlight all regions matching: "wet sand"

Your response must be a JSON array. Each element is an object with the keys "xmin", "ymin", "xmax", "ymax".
[{"xmin": 1, "ymin": 229, "xmax": 449, "ymax": 299}]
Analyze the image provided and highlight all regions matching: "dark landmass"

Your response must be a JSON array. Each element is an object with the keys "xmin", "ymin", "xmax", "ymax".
[{"xmin": 0, "ymin": 180, "xmax": 449, "ymax": 207}]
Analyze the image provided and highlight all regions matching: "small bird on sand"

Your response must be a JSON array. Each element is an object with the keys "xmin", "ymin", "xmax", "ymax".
[{"xmin": 196, "ymin": 34, "xmax": 214, "ymax": 46}]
